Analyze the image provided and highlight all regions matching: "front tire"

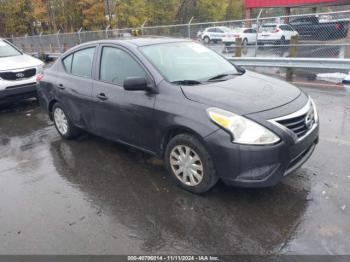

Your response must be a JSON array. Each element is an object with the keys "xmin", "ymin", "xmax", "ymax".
[
  {"xmin": 203, "ymin": 36, "xmax": 210, "ymax": 44},
  {"xmin": 52, "ymin": 103, "xmax": 81, "ymax": 139},
  {"xmin": 165, "ymin": 134, "xmax": 218, "ymax": 194}
]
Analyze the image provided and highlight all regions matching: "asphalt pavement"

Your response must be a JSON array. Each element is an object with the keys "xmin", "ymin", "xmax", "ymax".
[{"xmin": 0, "ymin": 81, "xmax": 349, "ymax": 255}]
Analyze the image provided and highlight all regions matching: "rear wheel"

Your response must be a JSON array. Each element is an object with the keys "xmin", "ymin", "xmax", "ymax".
[
  {"xmin": 165, "ymin": 134, "xmax": 218, "ymax": 194},
  {"xmin": 242, "ymin": 38, "xmax": 248, "ymax": 46},
  {"xmin": 52, "ymin": 103, "xmax": 81, "ymax": 139},
  {"xmin": 203, "ymin": 36, "xmax": 210, "ymax": 44},
  {"xmin": 279, "ymin": 36, "xmax": 286, "ymax": 45}
]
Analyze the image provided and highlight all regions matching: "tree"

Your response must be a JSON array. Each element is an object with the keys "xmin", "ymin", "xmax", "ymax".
[
  {"xmin": 226, "ymin": 0, "xmax": 243, "ymax": 20},
  {"xmin": 115, "ymin": 0, "xmax": 147, "ymax": 28},
  {"xmin": 196, "ymin": 0, "xmax": 228, "ymax": 22},
  {"xmin": 79, "ymin": 0, "xmax": 106, "ymax": 30}
]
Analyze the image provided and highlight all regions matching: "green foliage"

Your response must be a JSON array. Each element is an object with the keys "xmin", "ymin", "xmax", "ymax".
[{"xmin": 0, "ymin": 0, "xmax": 246, "ymax": 37}]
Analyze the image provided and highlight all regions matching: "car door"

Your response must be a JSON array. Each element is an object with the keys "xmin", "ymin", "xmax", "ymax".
[
  {"xmin": 57, "ymin": 46, "xmax": 96, "ymax": 130},
  {"xmin": 250, "ymin": 29, "xmax": 257, "ymax": 43},
  {"xmin": 92, "ymin": 45, "xmax": 157, "ymax": 152}
]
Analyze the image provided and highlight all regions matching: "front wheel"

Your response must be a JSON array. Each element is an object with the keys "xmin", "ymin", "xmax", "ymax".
[
  {"xmin": 165, "ymin": 134, "xmax": 218, "ymax": 194},
  {"xmin": 52, "ymin": 103, "xmax": 81, "ymax": 139},
  {"xmin": 203, "ymin": 36, "xmax": 210, "ymax": 44}
]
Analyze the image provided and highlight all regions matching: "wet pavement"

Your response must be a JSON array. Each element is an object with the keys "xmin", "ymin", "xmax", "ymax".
[{"xmin": 0, "ymin": 83, "xmax": 349, "ymax": 255}]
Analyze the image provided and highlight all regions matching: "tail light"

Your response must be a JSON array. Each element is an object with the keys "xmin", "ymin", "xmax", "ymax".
[
  {"xmin": 272, "ymin": 28, "xmax": 280, "ymax": 33},
  {"xmin": 336, "ymin": 23, "xmax": 342, "ymax": 30},
  {"xmin": 36, "ymin": 74, "xmax": 44, "ymax": 81}
]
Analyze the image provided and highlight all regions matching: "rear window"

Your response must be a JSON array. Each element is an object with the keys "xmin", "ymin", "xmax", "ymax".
[
  {"xmin": 0, "ymin": 40, "xmax": 22, "ymax": 58},
  {"xmin": 71, "ymin": 48, "xmax": 95, "ymax": 78},
  {"xmin": 261, "ymin": 25, "xmax": 276, "ymax": 32}
]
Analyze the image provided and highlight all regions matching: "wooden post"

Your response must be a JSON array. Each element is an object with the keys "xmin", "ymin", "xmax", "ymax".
[
  {"xmin": 284, "ymin": 7, "xmax": 291, "ymax": 24},
  {"xmin": 345, "ymin": 27, "xmax": 350, "ymax": 59},
  {"xmin": 235, "ymin": 38, "xmax": 242, "ymax": 57},
  {"xmin": 286, "ymin": 35, "xmax": 299, "ymax": 82}
]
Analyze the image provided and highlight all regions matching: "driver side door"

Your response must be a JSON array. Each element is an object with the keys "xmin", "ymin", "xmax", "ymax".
[{"xmin": 92, "ymin": 45, "xmax": 157, "ymax": 153}]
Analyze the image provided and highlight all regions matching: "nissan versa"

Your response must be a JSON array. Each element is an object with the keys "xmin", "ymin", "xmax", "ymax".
[{"xmin": 37, "ymin": 38, "xmax": 319, "ymax": 193}]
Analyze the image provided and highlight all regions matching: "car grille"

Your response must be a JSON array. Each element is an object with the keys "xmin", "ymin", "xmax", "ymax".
[
  {"xmin": 0, "ymin": 68, "xmax": 36, "ymax": 81},
  {"xmin": 276, "ymin": 104, "xmax": 315, "ymax": 139}
]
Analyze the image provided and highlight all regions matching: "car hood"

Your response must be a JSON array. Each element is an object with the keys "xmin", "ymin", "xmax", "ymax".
[
  {"xmin": 180, "ymin": 70, "xmax": 301, "ymax": 115},
  {"xmin": 0, "ymin": 54, "xmax": 43, "ymax": 71}
]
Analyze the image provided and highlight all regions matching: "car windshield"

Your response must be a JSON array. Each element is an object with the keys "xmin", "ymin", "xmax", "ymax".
[
  {"xmin": 220, "ymin": 27, "xmax": 231, "ymax": 32},
  {"xmin": 261, "ymin": 25, "xmax": 276, "ymax": 32},
  {"xmin": 140, "ymin": 42, "xmax": 238, "ymax": 84},
  {"xmin": 0, "ymin": 40, "xmax": 22, "ymax": 58}
]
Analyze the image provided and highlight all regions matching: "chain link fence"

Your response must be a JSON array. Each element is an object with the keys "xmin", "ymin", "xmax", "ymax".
[{"xmin": 5, "ymin": 10, "xmax": 350, "ymax": 60}]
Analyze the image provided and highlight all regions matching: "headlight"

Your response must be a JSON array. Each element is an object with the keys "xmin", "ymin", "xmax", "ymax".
[
  {"xmin": 36, "ymin": 64, "xmax": 44, "ymax": 74},
  {"xmin": 207, "ymin": 107, "xmax": 280, "ymax": 145},
  {"xmin": 310, "ymin": 98, "xmax": 318, "ymax": 123}
]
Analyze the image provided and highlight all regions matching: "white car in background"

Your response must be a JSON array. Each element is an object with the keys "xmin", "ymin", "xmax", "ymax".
[
  {"xmin": 257, "ymin": 24, "xmax": 298, "ymax": 45},
  {"xmin": 222, "ymin": 28, "xmax": 257, "ymax": 46},
  {"xmin": 200, "ymin": 26, "xmax": 231, "ymax": 44},
  {"xmin": 0, "ymin": 39, "xmax": 43, "ymax": 104}
]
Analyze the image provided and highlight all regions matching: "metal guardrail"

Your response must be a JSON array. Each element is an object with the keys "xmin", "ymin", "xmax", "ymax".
[{"xmin": 227, "ymin": 57, "xmax": 350, "ymax": 70}]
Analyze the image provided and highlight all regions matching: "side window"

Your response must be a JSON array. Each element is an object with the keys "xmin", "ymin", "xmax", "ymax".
[
  {"xmin": 279, "ymin": 25, "xmax": 287, "ymax": 31},
  {"xmin": 208, "ymin": 28, "xmax": 216, "ymax": 33},
  {"xmin": 100, "ymin": 47, "xmax": 147, "ymax": 86},
  {"xmin": 217, "ymin": 29, "xmax": 224, "ymax": 33},
  {"xmin": 251, "ymin": 29, "xmax": 257, "ymax": 33},
  {"xmin": 71, "ymin": 47, "xmax": 95, "ymax": 78},
  {"xmin": 62, "ymin": 54, "xmax": 73, "ymax": 73}
]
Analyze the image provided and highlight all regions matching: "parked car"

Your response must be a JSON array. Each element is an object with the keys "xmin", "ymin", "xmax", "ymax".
[
  {"xmin": 0, "ymin": 39, "xmax": 44, "ymax": 104},
  {"xmin": 289, "ymin": 16, "xmax": 349, "ymax": 40},
  {"xmin": 200, "ymin": 26, "xmax": 231, "ymax": 44},
  {"xmin": 222, "ymin": 27, "xmax": 257, "ymax": 46},
  {"xmin": 38, "ymin": 38, "xmax": 319, "ymax": 193},
  {"xmin": 258, "ymin": 24, "xmax": 298, "ymax": 45}
]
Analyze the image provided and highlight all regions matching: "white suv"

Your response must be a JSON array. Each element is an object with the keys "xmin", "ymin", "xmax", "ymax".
[
  {"xmin": 257, "ymin": 24, "xmax": 298, "ymax": 45},
  {"xmin": 0, "ymin": 39, "xmax": 44, "ymax": 104},
  {"xmin": 200, "ymin": 26, "xmax": 231, "ymax": 44}
]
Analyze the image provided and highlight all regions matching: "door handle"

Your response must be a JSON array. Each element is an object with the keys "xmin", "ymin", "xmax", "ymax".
[
  {"xmin": 58, "ymin": 84, "xmax": 65, "ymax": 90},
  {"xmin": 97, "ymin": 93, "xmax": 108, "ymax": 101}
]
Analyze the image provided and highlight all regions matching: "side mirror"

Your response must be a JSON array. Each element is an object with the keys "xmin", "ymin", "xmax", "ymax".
[{"xmin": 123, "ymin": 77, "xmax": 150, "ymax": 91}]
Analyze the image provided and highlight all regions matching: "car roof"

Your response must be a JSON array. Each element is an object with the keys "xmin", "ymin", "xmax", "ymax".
[{"xmin": 76, "ymin": 37, "xmax": 191, "ymax": 48}]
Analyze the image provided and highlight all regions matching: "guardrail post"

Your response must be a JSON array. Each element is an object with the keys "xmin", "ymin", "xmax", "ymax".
[
  {"xmin": 105, "ymin": 25, "xmax": 110, "ymax": 39},
  {"xmin": 188, "ymin": 17, "xmax": 194, "ymax": 39},
  {"xmin": 255, "ymin": 9, "xmax": 263, "ymax": 57},
  {"xmin": 39, "ymin": 32, "xmax": 43, "ymax": 55},
  {"xmin": 141, "ymin": 20, "xmax": 147, "ymax": 36},
  {"xmin": 78, "ymin": 27, "xmax": 82, "ymax": 44},
  {"xmin": 287, "ymin": 35, "xmax": 299, "ymax": 81},
  {"xmin": 235, "ymin": 38, "xmax": 242, "ymax": 57},
  {"xmin": 56, "ymin": 30, "xmax": 61, "ymax": 52},
  {"xmin": 345, "ymin": 28, "xmax": 350, "ymax": 59}
]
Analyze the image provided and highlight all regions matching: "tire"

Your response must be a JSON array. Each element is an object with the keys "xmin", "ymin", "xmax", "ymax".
[
  {"xmin": 279, "ymin": 36, "xmax": 286, "ymax": 45},
  {"xmin": 165, "ymin": 134, "xmax": 218, "ymax": 194},
  {"xmin": 52, "ymin": 103, "xmax": 81, "ymax": 139},
  {"xmin": 203, "ymin": 36, "xmax": 210, "ymax": 44},
  {"xmin": 242, "ymin": 38, "xmax": 248, "ymax": 46}
]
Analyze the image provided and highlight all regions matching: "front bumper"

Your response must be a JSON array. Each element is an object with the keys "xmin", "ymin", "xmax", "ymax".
[
  {"xmin": 0, "ymin": 83, "xmax": 37, "ymax": 104},
  {"xmin": 204, "ymin": 122, "xmax": 319, "ymax": 187}
]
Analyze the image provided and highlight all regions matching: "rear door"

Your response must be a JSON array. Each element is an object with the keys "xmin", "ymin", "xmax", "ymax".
[
  {"xmin": 57, "ymin": 46, "xmax": 96, "ymax": 130},
  {"xmin": 91, "ymin": 45, "xmax": 157, "ymax": 152}
]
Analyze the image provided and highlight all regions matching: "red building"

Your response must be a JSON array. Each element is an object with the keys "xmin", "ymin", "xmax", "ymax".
[{"xmin": 244, "ymin": 0, "xmax": 350, "ymax": 19}]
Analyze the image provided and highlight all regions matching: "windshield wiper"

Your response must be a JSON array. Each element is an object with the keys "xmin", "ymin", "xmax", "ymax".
[
  {"xmin": 171, "ymin": 80, "xmax": 203, "ymax": 85},
  {"xmin": 207, "ymin": 73, "xmax": 237, "ymax": 82}
]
